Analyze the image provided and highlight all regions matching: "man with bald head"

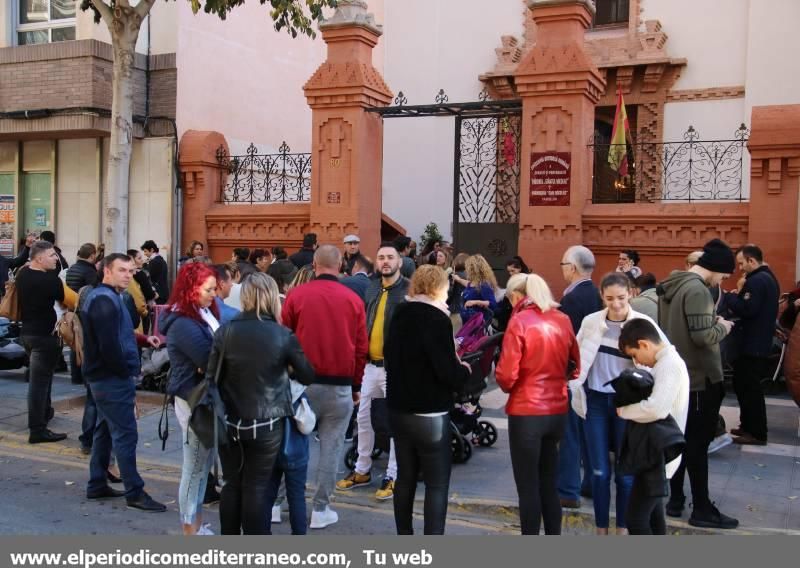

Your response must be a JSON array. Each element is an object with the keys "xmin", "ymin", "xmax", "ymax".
[{"xmin": 282, "ymin": 244, "xmax": 368, "ymax": 530}]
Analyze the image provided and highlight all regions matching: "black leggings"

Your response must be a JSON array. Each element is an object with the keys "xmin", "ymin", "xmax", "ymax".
[
  {"xmin": 389, "ymin": 411, "xmax": 452, "ymax": 535},
  {"xmin": 626, "ymin": 475, "xmax": 666, "ymax": 535},
  {"xmin": 218, "ymin": 423, "xmax": 283, "ymax": 535},
  {"xmin": 508, "ymin": 414, "xmax": 565, "ymax": 535}
]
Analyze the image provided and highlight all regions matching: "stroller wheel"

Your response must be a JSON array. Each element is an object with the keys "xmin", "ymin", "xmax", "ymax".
[
  {"xmin": 450, "ymin": 423, "xmax": 469, "ymax": 464},
  {"xmin": 477, "ymin": 421, "xmax": 498, "ymax": 447},
  {"xmin": 344, "ymin": 446, "xmax": 358, "ymax": 470}
]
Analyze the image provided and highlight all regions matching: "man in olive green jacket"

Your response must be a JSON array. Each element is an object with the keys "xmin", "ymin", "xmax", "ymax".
[{"xmin": 657, "ymin": 238, "xmax": 738, "ymax": 530}]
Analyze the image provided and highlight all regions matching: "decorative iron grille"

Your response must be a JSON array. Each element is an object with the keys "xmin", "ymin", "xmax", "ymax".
[
  {"xmin": 589, "ymin": 125, "xmax": 750, "ymax": 203},
  {"xmin": 457, "ymin": 115, "xmax": 521, "ymax": 223},
  {"xmin": 215, "ymin": 142, "xmax": 311, "ymax": 204}
]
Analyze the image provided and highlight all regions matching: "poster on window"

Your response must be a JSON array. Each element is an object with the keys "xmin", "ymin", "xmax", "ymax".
[
  {"xmin": 529, "ymin": 152, "xmax": 571, "ymax": 206},
  {"xmin": 0, "ymin": 195, "xmax": 15, "ymax": 255}
]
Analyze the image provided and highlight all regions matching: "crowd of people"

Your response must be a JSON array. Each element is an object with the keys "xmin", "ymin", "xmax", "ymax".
[{"xmin": 6, "ymin": 225, "xmax": 792, "ymax": 535}]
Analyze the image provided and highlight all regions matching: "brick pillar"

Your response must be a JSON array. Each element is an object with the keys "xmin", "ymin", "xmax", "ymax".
[
  {"xmin": 748, "ymin": 105, "xmax": 800, "ymax": 290},
  {"xmin": 178, "ymin": 130, "xmax": 229, "ymax": 259},
  {"xmin": 514, "ymin": 0, "xmax": 605, "ymax": 291},
  {"xmin": 303, "ymin": 0, "xmax": 393, "ymax": 258}
]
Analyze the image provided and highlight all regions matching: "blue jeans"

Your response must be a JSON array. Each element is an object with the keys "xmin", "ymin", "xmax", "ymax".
[
  {"xmin": 79, "ymin": 379, "xmax": 96, "ymax": 450},
  {"xmin": 265, "ymin": 464, "xmax": 308, "ymax": 535},
  {"xmin": 558, "ymin": 391, "xmax": 592, "ymax": 501},
  {"xmin": 177, "ymin": 404, "xmax": 213, "ymax": 525},
  {"xmin": 86, "ymin": 377, "xmax": 144, "ymax": 500},
  {"xmin": 585, "ymin": 389, "xmax": 633, "ymax": 529}
]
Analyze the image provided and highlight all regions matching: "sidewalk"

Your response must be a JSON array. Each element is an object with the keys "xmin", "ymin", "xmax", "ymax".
[{"xmin": 1, "ymin": 368, "xmax": 798, "ymax": 534}]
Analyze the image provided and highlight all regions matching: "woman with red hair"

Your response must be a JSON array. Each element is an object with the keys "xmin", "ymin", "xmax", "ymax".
[{"xmin": 160, "ymin": 263, "xmax": 220, "ymax": 535}]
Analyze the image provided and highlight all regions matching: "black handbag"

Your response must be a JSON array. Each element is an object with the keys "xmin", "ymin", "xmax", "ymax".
[{"xmin": 187, "ymin": 326, "xmax": 231, "ymax": 450}]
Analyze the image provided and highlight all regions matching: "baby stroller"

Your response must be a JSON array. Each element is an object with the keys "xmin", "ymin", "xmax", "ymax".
[
  {"xmin": 450, "ymin": 331, "xmax": 504, "ymax": 464},
  {"xmin": 344, "ymin": 397, "xmax": 392, "ymax": 470}
]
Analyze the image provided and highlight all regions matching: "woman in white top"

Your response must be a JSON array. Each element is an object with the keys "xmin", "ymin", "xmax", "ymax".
[{"xmin": 570, "ymin": 272, "xmax": 666, "ymax": 535}]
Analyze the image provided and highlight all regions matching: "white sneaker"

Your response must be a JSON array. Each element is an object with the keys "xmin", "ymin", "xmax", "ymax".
[
  {"xmin": 309, "ymin": 506, "xmax": 338, "ymax": 529},
  {"xmin": 196, "ymin": 523, "xmax": 214, "ymax": 535},
  {"xmin": 271, "ymin": 505, "xmax": 282, "ymax": 524},
  {"xmin": 708, "ymin": 433, "xmax": 733, "ymax": 455}
]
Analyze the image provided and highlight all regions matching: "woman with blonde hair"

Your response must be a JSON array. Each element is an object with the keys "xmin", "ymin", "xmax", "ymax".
[
  {"xmin": 207, "ymin": 273, "xmax": 314, "ymax": 534},
  {"xmin": 453, "ymin": 254, "xmax": 498, "ymax": 325},
  {"xmin": 496, "ymin": 273, "xmax": 580, "ymax": 535},
  {"xmin": 287, "ymin": 265, "xmax": 315, "ymax": 292},
  {"xmin": 385, "ymin": 265, "xmax": 471, "ymax": 534}
]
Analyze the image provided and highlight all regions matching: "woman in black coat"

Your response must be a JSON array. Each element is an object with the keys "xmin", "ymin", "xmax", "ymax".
[
  {"xmin": 385, "ymin": 265, "xmax": 471, "ymax": 535},
  {"xmin": 205, "ymin": 272, "xmax": 314, "ymax": 535}
]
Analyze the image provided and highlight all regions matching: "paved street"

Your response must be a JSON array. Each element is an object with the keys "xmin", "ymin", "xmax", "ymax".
[{"xmin": 1, "ymin": 364, "xmax": 799, "ymax": 535}]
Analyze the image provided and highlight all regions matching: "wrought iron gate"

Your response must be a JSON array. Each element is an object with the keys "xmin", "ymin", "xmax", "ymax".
[
  {"xmin": 369, "ymin": 95, "xmax": 522, "ymax": 285},
  {"xmin": 454, "ymin": 112, "xmax": 522, "ymax": 285}
]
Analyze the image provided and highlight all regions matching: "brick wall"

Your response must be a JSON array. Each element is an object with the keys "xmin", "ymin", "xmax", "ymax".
[{"xmin": 0, "ymin": 40, "xmax": 176, "ymax": 121}]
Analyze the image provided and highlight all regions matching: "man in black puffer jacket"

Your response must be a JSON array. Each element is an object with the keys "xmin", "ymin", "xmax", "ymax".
[
  {"xmin": 724, "ymin": 244, "xmax": 780, "ymax": 445},
  {"xmin": 65, "ymin": 243, "xmax": 99, "ymax": 293},
  {"xmin": 65, "ymin": 243, "xmax": 100, "ymax": 386}
]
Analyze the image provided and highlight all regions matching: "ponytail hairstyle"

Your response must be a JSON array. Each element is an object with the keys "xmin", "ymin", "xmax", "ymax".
[{"xmin": 525, "ymin": 273, "xmax": 559, "ymax": 312}]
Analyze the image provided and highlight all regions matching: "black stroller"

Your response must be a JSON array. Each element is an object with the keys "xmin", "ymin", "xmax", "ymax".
[
  {"xmin": 344, "ymin": 398, "xmax": 391, "ymax": 470},
  {"xmin": 450, "ymin": 332, "xmax": 504, "ymax": 464}
]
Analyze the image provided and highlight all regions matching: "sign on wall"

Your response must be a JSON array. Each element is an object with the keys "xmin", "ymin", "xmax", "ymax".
[
  {"xmin": 529, "ymin": 152, "xmax": 571, "ymax": 206},
  {"xmin": 0, "ymin": 194, "xmax": 15, "ymax": 255}
]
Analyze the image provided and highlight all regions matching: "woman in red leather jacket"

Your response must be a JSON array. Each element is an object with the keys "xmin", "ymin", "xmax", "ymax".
[{"xmin": 496, "ymin": 273, "xmax": 580, "ymax": 535}]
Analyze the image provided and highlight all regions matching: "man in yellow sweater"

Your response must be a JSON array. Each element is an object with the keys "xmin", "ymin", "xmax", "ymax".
[{"xmin": 336, "ymin": 243, "xmax": 409, "ymax": 500}]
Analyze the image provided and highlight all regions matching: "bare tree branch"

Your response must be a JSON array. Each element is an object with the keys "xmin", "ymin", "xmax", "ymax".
[
  {"xmin": 134, "ymin": 0, "xmax": 158, "ymax": 20},
  {"xmin": 88, "ymin": 0, "xmax": 114, "ymax": 25}
]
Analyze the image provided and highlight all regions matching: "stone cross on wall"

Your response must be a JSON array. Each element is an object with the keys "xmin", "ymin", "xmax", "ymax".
[
  {"xmin": 538, "ymin": 111, "xmax": 569, "ymax": 150},
  {"xmin": 327, "ymin": 121, "xmax": 346, "ymax": 158}
]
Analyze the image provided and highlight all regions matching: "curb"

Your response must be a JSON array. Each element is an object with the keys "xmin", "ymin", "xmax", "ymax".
[{"xmin": 443, "ymin": 497, "xmax": 800, "ymax": 536}]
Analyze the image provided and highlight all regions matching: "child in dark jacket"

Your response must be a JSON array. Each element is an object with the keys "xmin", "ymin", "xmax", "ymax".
[{"xmin": 265, "ymin": 382, "xmax": 314, "ymax": 535}]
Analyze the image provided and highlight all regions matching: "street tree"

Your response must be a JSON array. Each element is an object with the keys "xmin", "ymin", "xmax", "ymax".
[{"xmin": 79, "ymin": 0, "xmax": 337, "ymax": 253}]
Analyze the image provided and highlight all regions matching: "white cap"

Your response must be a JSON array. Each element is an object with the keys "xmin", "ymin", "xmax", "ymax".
[{"xmin": 343, "ymin": 234, "xmax": 360, "ymax": 244}]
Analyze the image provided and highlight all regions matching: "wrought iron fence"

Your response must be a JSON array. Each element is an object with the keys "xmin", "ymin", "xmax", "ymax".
[
  {"xmin": 589, "ymin": 125, "xmax": 750, "ymax": 203},
  {"xmin": 215, "ymin": 142, "xmax": 311, "ymax": 204}
]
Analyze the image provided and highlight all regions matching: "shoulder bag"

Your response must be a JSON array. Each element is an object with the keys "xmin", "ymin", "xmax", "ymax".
[{"xmin": 187, "ymin": 325, "xmax": 231, "ymax": 450}]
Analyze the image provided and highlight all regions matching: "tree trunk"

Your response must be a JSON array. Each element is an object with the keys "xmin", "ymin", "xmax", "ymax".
[{"xmin": 104, "ymin": 4, "xmax": 143, "ymax": 253}]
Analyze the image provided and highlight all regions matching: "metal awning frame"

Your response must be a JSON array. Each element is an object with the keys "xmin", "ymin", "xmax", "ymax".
[{"xmin": 367, "ymin": 99, "xmax": 522, "ymax": 119}]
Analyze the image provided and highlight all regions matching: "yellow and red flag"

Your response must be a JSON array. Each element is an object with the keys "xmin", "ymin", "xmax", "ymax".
[{"xmin": 608, "ymin": 88, "xmax": 630, "ymax": 176}]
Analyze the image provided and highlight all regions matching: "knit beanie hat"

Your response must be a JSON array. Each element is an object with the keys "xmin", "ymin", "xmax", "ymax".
[{"xmin": 697, "ymin": 238, "xmax": 735, "ymax": 274}]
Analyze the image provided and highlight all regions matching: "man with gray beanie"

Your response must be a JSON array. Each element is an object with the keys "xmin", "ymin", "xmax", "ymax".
[{"xmin": 657, "ymin": 238, "xmax": 738, "ymax": 529}]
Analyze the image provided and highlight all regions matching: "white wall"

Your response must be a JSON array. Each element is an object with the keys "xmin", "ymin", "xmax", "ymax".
[
  {"xmin": 663, "ymin": 99, "xmax": 747, "ymax": 142},
  {"xmin": 57, "ymin": 139, "xmax": 102, "ymax": 262},
  {"xmin": 129, "ymin": 137, "xmax": 174, "ymax": 260},
  {"xmin": 176, "ymin": 1, "xmax": 333, "ymax": 156},
  {"xmin": 381, "ymin": 0, "xmax": 523, "ymax": 242},
  {"xmin": 647, "ymin": 0, "xmax": 749, "ymax": 90},
  {"xmin": 744, "ymin": 0, "xmax": 800, "ymax": 117}
]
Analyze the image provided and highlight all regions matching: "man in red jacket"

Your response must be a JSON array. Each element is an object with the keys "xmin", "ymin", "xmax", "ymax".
[{"xmin": 282, "ymin": 244, "xmax": 368, "ymax": 530}]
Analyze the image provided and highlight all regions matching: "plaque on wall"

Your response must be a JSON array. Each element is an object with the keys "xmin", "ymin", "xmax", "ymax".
[{"xmin": 529, "ymin": 152, "xmax": 571, "ymax": 206}]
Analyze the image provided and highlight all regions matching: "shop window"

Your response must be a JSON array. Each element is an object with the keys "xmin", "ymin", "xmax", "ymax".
[
  {"xmin": 17, "ymin": 0, "xmax": 76, "ymax": 45},
  {"xmin": 593, "ymin": 0, "xmax": 630, "ymax": 27}
]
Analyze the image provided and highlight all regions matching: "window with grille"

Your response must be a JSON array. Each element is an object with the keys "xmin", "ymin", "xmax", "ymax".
[
  {"xmin": 17, "ymin": 0, "xmax": 76, "ymax": 45},
  {"xmin": 594, "ymin": 0, "xmax": 630, "ymax": 27}
]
